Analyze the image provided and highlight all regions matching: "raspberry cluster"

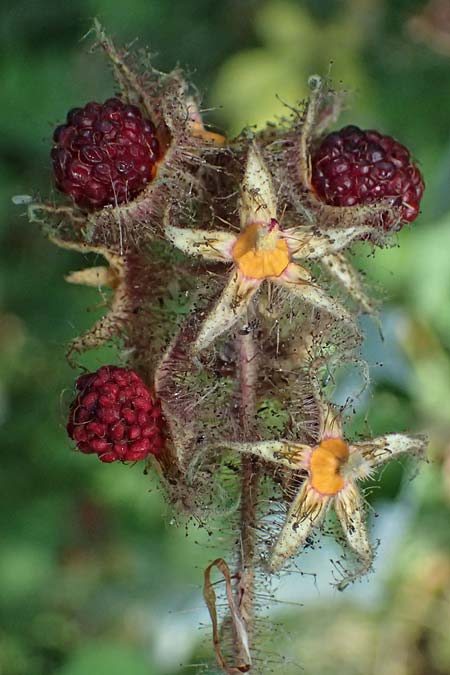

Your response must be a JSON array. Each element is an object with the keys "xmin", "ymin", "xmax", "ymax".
[
  {"xmin": 311, "ymin": 125, "xmax": 424, "ymax": 228},
  {"xmin": 51, "ymin": 98, "xmax": 161, "ymax": 210},
  {"xmin": 67, "ymin": 366, "xmax": 164, "ymax": 463}
]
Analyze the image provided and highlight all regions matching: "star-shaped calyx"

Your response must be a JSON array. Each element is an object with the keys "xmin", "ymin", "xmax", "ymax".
[
  {"xmin": 220, "ymin": 398, "xmax": 427, "ymax": 588},
  {"xmin": 165, "ymin": 145, "xmax": 371, "ymax": 353},
  {"xmin": 265, "ymin": 75, "xmax": 390, "ymax": 316}
]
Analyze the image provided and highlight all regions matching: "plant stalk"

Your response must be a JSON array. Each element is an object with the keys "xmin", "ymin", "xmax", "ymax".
[{"xmin": 235, "ymin": 331, "xmax": 260, "ymax": 668}]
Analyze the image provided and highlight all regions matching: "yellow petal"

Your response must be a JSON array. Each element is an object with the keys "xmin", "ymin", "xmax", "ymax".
[{"xmin": 189, "ymin": 121, "xmax": 226, "ymax": 145}]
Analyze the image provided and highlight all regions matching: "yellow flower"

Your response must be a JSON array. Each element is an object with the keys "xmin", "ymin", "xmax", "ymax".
[
  {"xmin": 165, "ymin": 145, "xmax": 372, "ymax": 353},
  {"xmin": 221, "ymin": 400, "xmax": 427, "ymax": 588}
]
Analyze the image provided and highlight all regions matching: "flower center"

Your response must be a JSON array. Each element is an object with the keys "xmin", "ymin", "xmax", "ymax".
[
  {"xmin": 309, "ymin": 438, "xmax": 350, "ymax": 496},
  {"xmin": 232, "ymin": 222, "xmax": 290, "ymax": 280}
]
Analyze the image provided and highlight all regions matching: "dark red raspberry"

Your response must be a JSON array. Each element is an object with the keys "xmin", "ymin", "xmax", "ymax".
[
  {"xmin": 51, "ymin": 98, "xmax": 161, "ymax": 210},
  {"xmin": 67, "ymin": 366, "xmax": 164, "ymax": 463},
  {"xmin": 311, "ymin": 125, "xmax": 424, "ymax": 229}
]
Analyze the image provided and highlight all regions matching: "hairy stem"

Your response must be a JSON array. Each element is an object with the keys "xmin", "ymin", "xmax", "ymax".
[{"xmin": 235, "ymin": 331, "xmax": 260, "ymax": 667}]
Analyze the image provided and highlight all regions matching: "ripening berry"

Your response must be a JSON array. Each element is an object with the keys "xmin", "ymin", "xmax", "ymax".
[
  {"xmin": 51, "ymin": 98, "xmax": 161, "ymax": 210},
  {"xmin": 311, "ymin": 125, "xmax": 424, "ymax": 229},
  {"xmin": 67, "ymin": 366, "xmax": 164, "ymax": 462}
]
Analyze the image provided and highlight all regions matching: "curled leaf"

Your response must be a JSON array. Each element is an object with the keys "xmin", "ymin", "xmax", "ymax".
[{"xmin": 203, "ymin": 558, "xmax": 252, "ymax": 674}]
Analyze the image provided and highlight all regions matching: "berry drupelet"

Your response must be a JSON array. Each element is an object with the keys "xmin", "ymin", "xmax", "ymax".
[
  {"xmin": 51, "ymin": 98, "xmax": 161, "ymax": 210},
  {"xmin": 67, "ymin": 366, "xmax": 164, "ymax": 463},
  {"xmin": 311, "ymin": 125, "xmax": 424, "ymax": 229}
]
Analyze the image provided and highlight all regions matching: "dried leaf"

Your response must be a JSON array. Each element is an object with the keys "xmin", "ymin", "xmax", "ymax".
[{"xmin": 203, "ymin": 558, "xmax": 252, "ymax": 674}]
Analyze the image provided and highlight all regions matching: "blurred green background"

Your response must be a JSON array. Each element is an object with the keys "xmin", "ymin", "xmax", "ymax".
[{"xmin": 2, "ymin": 0, "xmax": 450, "ymax": 673}]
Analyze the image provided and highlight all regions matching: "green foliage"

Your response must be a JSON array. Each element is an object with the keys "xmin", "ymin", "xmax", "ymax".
[
  {"xmin": 257, "ymin": 397, "xmax": 290, "ymax": 435},
  {"xmin": 58, "ymin": 642, "xmax": 154, "ymax": 675},
  {"xmin": 212, "ymin": 0, "xmax": 370, "ymax": 134}
]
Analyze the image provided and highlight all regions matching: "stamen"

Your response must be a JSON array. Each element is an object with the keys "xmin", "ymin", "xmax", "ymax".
[
  {"xmin": 309, "ymin": 438, "xmax": 349, "ymax": 496},
  {"xmin": 232, "ymin": 223, "xmax": 290, "ymax": 280}
]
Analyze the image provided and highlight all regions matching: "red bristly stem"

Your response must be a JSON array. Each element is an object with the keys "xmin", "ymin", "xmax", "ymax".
[{"xmin": 235, "ymin": 331, "xmax": 260, "ymax": 668}]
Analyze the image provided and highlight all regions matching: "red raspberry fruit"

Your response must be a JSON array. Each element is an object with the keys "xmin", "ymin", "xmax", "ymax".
[
  {"xmin": 67, "ymin": 366, "xmax": 164, "ymax": 463},
  {"xmin": 51, "ymin": 98, "xmax": 161, "ymax": 210},
  {"xmin": 311, "ymin": 125, "xmax": 424, "ymax": 228}
]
